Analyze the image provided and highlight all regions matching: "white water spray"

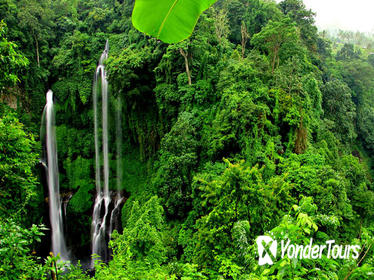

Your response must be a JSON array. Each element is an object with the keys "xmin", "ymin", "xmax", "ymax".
[
  {"xmin": 109, "ymin": 96, "xmax": 123, "ymax": 236},
  {"xmin": 91, "ymin": 41, "xmax": 111, "ymax": 266},
  {"xmin": 42, "ymin": 90, "xmax": 69, "ymax": 261},
  {"xmin": 91, "ymin": 40, "xmax": 124, "ymax": 267}
]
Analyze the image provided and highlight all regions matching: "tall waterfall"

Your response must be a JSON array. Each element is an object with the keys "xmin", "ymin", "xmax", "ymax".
[
  {"xmin": 42, "ymin": 90, "xmax": 69, "ymax": 261},
  {"xmin": 92, "ymin": 40, "xmax": 124, "ymax": 267},
  {"xmin": 109, "ymin": 96, "xmax": 123, "ymax": 237}
]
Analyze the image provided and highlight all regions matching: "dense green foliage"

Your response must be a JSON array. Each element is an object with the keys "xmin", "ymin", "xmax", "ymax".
[
  {"xmin": 0, "ymin": 105, "xmax": 40, "ymax": 220},
  {"xmin": 0, "ymin": 0, "xmax": 373, "ymax": 279}
]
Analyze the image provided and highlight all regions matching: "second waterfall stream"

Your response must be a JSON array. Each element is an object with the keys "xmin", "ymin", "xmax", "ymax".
[{"xmin": 91, "ymin": 40, "xmax": 123, "ymax": 267}]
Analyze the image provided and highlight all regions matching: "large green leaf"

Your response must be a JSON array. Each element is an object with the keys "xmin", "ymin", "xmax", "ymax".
[{"xmin": 132, "ymin": 0, "xmax": 217, "ymax": 44}]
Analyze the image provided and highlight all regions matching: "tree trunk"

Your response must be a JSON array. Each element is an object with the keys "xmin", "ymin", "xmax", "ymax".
[
  {"xmin": 295, "ymin": 118, "xmax": 307, "ymax": 154},
  {"xmin": 241, "ymin": 21, "xmax": 249, "ymax": 59},
  {"xmin": 179, "ymin": 48, "xmax": 192, "ymax": 86},
  {"xmin": 34, "ymin": 34, "xmax": 40, "ymax": 67},
  {"xmin": 272, "ymin": 47, "xmax": 279, "ymax": 74}
]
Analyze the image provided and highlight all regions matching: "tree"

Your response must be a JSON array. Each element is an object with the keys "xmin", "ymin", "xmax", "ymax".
[
  {"xmin": 336, "ymin": 43, "xmax": 361, "ymax": 61},
  {"xmin": 321, "ymin": 79, "xmax": 357, "ymax": 143},
  {"xmin": 250, "ymin": 197, "xmax": 340, "ymax": 279},
  {"xmin": 251, "ymin": 18, "xmax": 300, "ymax": 73},
  {"xmin": 244, "ymin": 0, "xmax": 282, "ymax": 37},
  {"xmin": 338, "ymin": 59, "xmax": 374, "ymax": 152},
  {"xmin": 368, "ymin": 53, "xmax": 374, "ymax": 67},
  {"xmin": 17, "ymin": 0, "xmax": 54, "ymax": 67},
  {"xmin": 279, "ymin": 0, "xmax": 318, "ymax": 50},
  {"xmin": 0, "ymin": 106, "xmax": 39, "ymax": 219},
  {"xmin": 213, "ymin": 8, "xmax": 229, "ymax": 45},
  {"xmin": 154, "ymin": 112, "xmax": 198, "ymax": 218},
  {"xmin": 190, "ymin": 159, "xmax": 294, "ymax": 274},
  {"xmin": 0, "ymin": 219, "xmax": 46, "ymax": 280},
  {"xmin": 357, "ymin": 98, "xmax": 374, "ymax": 151},
  {"xmin": 94, "ymin": 196, "xmax": 172, "ymax": 279},
  {"xmin": 179, "ymin": 46, "xmax": 192, "ymax": 86},
  {"xmin": 0, "ymin": 20, "xmax": 28, "ymax": 92}
]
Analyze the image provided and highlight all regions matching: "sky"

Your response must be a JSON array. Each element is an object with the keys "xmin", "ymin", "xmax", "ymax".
[{"xmin": 276, "ymin": 0, "xmax": 374, "ymax": 33}]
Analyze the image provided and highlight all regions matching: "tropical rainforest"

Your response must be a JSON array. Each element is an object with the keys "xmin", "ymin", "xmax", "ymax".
[{"xmin": 0, "ymin": 0, "xmax": 374, "ymax": 279}]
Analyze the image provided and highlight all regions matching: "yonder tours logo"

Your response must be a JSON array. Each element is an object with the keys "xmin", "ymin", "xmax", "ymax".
[
  {"xmin": 256, "ymin": 236, "xmax": 278, "ymax": 265},
  {"xmin": 256, "ymin": 235, "xmax": 361, "ymax": 266}
]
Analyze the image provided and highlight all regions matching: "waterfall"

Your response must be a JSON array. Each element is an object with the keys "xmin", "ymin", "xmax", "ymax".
[
  {"xmin": 62, "ymin": 192, "xmax": 73, "ymax": 233},
  {"xmin": 91, "ymin": 40, "xmax": 124, "ymax": 267},
  {"xmin": 109, "ymin": 96, "xmax": 124, "ymax": 237},
  {"xmin": 91, "ymin": 40, "xmax": 113, "ymax": 267},
  {"xmin": 42, "ymin": 90, "xmax": 69, "ymax": 261}
]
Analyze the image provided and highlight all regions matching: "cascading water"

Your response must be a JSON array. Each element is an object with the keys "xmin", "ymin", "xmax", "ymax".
[
  {"xmin": 91, "ymin": 40, "xmax": 124, "ymax": 267},
  {"xmin": 42, "ymin": 90, "xmax": 69, "ymax": 261},
  {"xmin": 109, "ymin": 96, "xmax": 124, "ymax": 237},
  {"xmin": 62, "ymin": 192, "xmax": 73, "ymax": 233},
  {"xmin": 91, "ymin": 40, "xmax": 110, "ymax": 265}
]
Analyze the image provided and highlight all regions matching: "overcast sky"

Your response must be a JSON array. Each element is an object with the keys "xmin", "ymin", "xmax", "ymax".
[{"xmin": 276, "ymin": 0, "xmax": 374, "ymax": 33}]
